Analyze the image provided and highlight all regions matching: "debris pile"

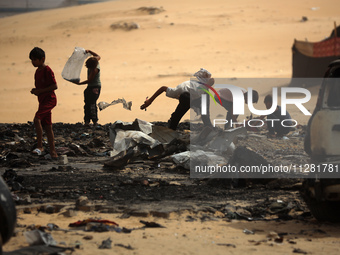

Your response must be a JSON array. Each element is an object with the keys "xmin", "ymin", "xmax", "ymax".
[
  {"xmin": 137, "ymin": 6, "xmax": 165, "ymax": 15},
  {"xmin": 110, "ymin": 22, "xmax": 140, "ymax": 31},
  {"xmin": 0, "ymin": 120, "xmax": 319, "ymax": 253},
  {"xmin": 0, "ymin": 120, "xmax": 310, "ymax": 206}
]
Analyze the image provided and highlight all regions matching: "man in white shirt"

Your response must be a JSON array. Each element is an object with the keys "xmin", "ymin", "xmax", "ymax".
[{"xmin": 140, "ymin": 68, "xmax": 214, "ymax": 130}]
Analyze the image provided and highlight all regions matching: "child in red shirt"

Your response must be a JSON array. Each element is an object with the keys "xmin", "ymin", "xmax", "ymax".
[{"xmin": 29, "ymin": 47, "xmax": 58, "ymax": 159}]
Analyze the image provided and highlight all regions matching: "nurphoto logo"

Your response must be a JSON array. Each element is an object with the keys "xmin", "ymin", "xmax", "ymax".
[{"xmin": 200, "ymin": 84, "xmax": 311, "ymax": 128}]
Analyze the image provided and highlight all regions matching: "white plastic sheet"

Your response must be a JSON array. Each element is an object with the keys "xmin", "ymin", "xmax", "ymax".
[
  {"xmin": 106, "ymin": 119, "xmax": 179, "ymax": 165},
  {"xmin": 62, "ymin": 47, "xmax": 90, "ymax": 83},
  {"xmin": 24, "ymin": 229, "xmax": 57, "ymax": 246},
  {"xmin": 98, "ymin": 98, "xmax": 132, "ymax": 111},
  {"xmin": 171, "ymin": 150, "xmax": 228, "ymax": 170}
]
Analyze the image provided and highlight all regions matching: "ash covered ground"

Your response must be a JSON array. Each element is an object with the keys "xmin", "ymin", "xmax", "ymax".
[{"xmin": 0, "ymin": 121, "xmax": 312, "ymax": 220}]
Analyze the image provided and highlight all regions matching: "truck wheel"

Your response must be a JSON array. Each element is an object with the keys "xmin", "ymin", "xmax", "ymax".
[
  {"xmin": 0, "ymin": 177, "xmax": 17, "ymax": 246},
  {"xmin": 304, "ymin": 133, "xmax": 312, "ymax": 156},
  {"xmin": 301, "ymin": 179, "xmax": 340, "ymax": 222}
]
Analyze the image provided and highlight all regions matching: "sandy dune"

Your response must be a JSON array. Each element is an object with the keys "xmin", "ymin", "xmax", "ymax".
[{"xmin": 0, "ymin": 0, "xmax": 339, "ymax": 125}]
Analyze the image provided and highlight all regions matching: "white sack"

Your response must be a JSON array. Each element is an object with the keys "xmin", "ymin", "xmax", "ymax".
[{"xmin": 62, "ymin": 47, "xmax": 90, "ymax": 83}]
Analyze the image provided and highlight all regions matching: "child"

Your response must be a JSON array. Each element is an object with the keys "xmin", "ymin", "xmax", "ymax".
[
  {"xmin": 73, "ymin": 50, "xmax": 101, "ymax": 126},
  {"xmin": 29, "ymin": 47, "xmax": 58, "ymax": 158},
  {"xmin": 140, "ymin": 68, "xmax": 213, "ymax": 130}
]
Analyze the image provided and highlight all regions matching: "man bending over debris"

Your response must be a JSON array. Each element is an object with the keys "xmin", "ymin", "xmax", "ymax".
[{"xmin": 140, "ymin": 68, "xmax": 214, "ymax": 130}]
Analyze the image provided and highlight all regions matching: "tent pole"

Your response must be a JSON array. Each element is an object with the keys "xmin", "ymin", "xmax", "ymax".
[
  {"xmin": 334, "ymin": 21, "xmax": 338, "ymax": 37},
  {"xmin": 334, "ymin": 21, "xmax": 337, "ymax": 56}
]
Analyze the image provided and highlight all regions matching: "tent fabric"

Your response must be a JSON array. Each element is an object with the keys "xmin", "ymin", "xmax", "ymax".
[
  {"xmin": 292, "ymin": 45, "xmax": 339, "ymax": 78},
  {"xmin": 293, "ymin": 40, "xmax": 314, "ymax": 57},
  {"xmin": 292, "ymin": 27, "xmax": 340, "ymax": 78},
  {"xmin": 293, "ymin": 38, "xmax": 340, "ymax": 58},
  {"xmin": 313, "ymin": 37, "xmax": 340, "ymax": 57}
]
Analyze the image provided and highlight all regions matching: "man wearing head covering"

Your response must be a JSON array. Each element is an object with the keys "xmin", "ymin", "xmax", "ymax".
[{"xmin": 140, "ymin": 68, "xmax": 214, "ymax": 130}]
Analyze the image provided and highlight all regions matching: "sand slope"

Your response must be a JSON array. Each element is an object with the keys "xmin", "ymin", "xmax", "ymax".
[{"xmin": 0, "ymin": 0, "xmax": 339, "ymax": 124}]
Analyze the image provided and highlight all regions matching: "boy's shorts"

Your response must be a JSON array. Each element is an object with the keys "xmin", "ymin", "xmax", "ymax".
[{"xmin": 35, "ymin": 98, "xmax": 57, "ymax": 126}]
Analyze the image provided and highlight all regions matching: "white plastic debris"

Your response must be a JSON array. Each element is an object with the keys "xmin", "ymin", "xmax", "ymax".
[
  {"xmin": 98, "ymin": 98, "xmax": 132, "ymax": 111},
  {"xmin": 171, "ymin": 151, "xmax": 190, "ymax": 169},
  {"xmin": 24, "ymin": 229, "xmax": 57, "ymax": 246},
  {"xmin": 171, "ymin": 150, "xmax": 228, "ymax": 170},
  {"xmin": 110, "ymin": 129, "xmax": 162, "ymax": 157},
  {"xmin": 62, "ymin": 47, "xmax": 90, "ymax": 83},
  {"xmin": 59, "ymin": 155, "xmax": 68, "ymax": 165},
  {"xmin": 106, "ymin": 119, "xmax": 179, "ymax": 165},
  {"xmin": 110, "ymin": 119, "xmax": 153, "ymax": 135},
  {"xmin": 191, "ymin": 126, "xmax": 247, "ymax": 152}
]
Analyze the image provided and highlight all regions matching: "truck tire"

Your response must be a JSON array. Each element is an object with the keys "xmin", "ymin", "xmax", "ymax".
[
  {"xmin": 304, "ymin": 132, "xmax": 312, "ymax": 156},
  {"xmin": 0, "ymin": 177, "xmax": 17, "ymax": 246},
  {"xmin": 301, "ymin": 179, "xmax": 340, "ymax": 222}
]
